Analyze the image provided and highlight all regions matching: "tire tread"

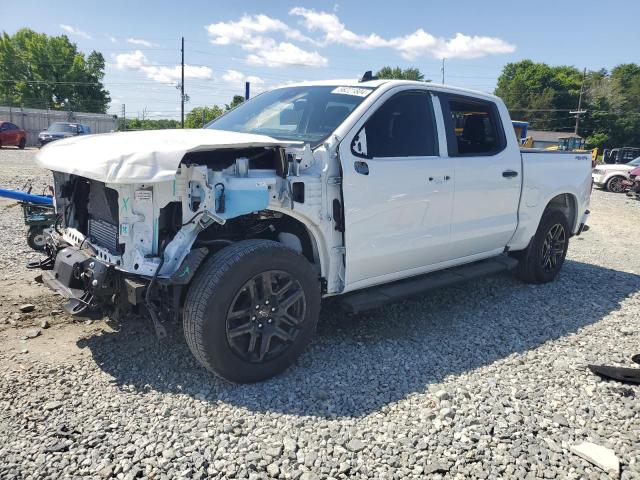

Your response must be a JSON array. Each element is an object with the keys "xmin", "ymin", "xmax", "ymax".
[{"xmin": 183, "ymin": 239, "xmax": 303, "ymax": 376}]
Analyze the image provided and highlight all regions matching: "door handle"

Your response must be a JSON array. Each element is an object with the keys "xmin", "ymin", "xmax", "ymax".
[
  {"xmin": 354, "ymin": 161, "xmax": 369, "ymax": 175},
  {"xmin": 502, "ymin": 170, "xmax": 518, "ymax": 178}
]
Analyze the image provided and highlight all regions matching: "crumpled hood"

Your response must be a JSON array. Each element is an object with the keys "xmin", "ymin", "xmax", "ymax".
[{"xmin": 36, "ymin": 129, "xmax": 302, "ymax": 184}]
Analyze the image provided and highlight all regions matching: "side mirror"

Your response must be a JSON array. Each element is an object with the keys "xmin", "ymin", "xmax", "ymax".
[{"xmin": 351, "ymin": 126, "xmax": 369, "ymax": 158}]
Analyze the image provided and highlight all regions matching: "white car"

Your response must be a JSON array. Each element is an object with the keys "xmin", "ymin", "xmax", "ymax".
[
  {"xmin": 592, "ymin": 157, "xmax": 640, "ymax": 192},
  {"xmin": 33, "ymin": 75, "xmax": 592, "ymax": 382}
]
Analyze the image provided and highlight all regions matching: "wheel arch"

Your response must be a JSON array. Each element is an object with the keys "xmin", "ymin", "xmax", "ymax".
[
  {"xmin": 546, "ymin": 192, "xmax": 578, "ymax": 233},
  {"xmin": 270, "ymin": 211, "xmax": 324, "ymax": 272}
]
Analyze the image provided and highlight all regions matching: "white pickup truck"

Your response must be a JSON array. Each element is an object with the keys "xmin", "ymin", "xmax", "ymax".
[{"xmin": 34, "ymin": 75, "xmax": 592, "ymax": 382}]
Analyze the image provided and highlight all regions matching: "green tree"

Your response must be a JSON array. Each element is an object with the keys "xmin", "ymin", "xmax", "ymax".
[
  {"xmin": 184, "ymin": 105, "xmax": 224, "ymax": 128},
  {"xmin": 375, "ymin": 66, "xmax": 427, "ymax": 81},
  {"xmin": 120, "ymin": 118, "xmax": 180, "ymax": 130},
  {"xmin": 495, "ymin": 60, "xmax": 583, "ymax": 131},
  {"xmin": 225, "ymin": 95, "xmax": 245, "ymax": 111},
  {"xmin": 495, "ymin": 60, "xmax": 640, "ymax": 150},
  {"xmin": 0, "ymin": 28, "xmax": 110, "ymax": 112}
]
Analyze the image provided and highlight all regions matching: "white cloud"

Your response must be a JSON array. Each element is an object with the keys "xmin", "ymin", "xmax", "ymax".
[
  {"xmin": 289, "ymin": 7, "xmax": 388, "ymax": 49},
  {"xmin": 221, "ymin": 70, "xmax": 245, "ymax": 82},
  {"xmin": 126, "ymin": 38, "xmax": 158, "ymax": 48},
  {"xmin": 142, "ymin": 65, "xmax": 213, "ymax": 83},
  {"xmin": 204, "ymin": 9, "xmax": 514, "ymax": 68},
  {"xmin": 389, "ymin": 30, "xmax": 516, "ymax": 60},
  {"xmin": 106, "ymin": 35, "xmax": 117, "ymax": 43},
  {"xmin": 205, "ymin": 14, "xmax": 326, "ymax": 67},
  {"xmin": 246, "ymin": 42, "xmax": 328, "ymax": 67},
  {"xmin": 289, "ymin": 7, "xmax": 515, "ymax": 59},
  {"xmin": 115, "ymin": 50, "xmax": 148, "ymax": 70},
  {"xmin": 222, "ymin": 70, "xmax": 265, "ymax": 94},
  {"xmin": 60, "ymin": 24, "xmax": 91, "ymax": 40},
  {"xmin": 114, "ymin": 50, "xmax": 213, "ymax": 83}
]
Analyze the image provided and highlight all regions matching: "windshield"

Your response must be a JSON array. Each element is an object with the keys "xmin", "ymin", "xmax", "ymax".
[
  {"xmin": 207, "ymin": 85, "xmax": 374, "ymax": 144},
  {"xmin": 628, "ymin": 157, "xmax": 640, "ymax": 166},
  {"xmin": 48, "ymin": 123, "xmax": 77, "ymax": 133}
]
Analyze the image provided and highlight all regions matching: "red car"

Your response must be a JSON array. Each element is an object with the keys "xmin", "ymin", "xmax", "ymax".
[{"xmin": 0, "ymin": 121, "xmax": 27, "ymax": 149}]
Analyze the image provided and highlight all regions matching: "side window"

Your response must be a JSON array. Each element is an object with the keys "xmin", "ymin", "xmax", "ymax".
[
  {"xmin": 444, "ymin": 96, "xmax": 505, "ymax": 156},
  {"xmin": 352, "ymin": 91, "xmax": 438, "ymax": 158},
  {"xmin": 6, "ymin": 123, "xmax": 17, "ymax": 130}
]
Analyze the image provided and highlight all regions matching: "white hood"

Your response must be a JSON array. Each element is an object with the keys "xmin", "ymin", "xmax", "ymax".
[
  {"xmin": 36, "ymin": 129, "xmax": 302, "ymax": 183},
  {"xmin": 597, "ymin": 163, "xmax": 634, "ymax": 172}
]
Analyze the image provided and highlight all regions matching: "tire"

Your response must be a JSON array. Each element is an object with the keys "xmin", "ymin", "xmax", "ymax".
[
  {"xmin": 511, "ymin": 209, "xmax": 570, "ymax": 284},
  {"xmin": 18, "ymin": 138, "xmax": 26, "ymax": 149},
  {"xmin": 605, "ymin": 175, "xmax": 626, "ymax": 193},
  {"xmin": 183, "ymin": 239, "xmax": 321, "ymax": 383},
  {"xmin": 27, "ymin": 226, "xmax": 46, "ymax": 251}
]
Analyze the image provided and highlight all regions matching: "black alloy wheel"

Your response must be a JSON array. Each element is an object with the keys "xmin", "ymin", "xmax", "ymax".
[
  {"xmin": 540, "ymin": 223, "xmax": 566, "ymax": 273},
  {"xmin": 226, "ymin": 270, "xmax": 306, "ymax": 363}
]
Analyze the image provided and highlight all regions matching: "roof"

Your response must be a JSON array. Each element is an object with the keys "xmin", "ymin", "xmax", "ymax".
[
  {"xmin": 280, "ymin": 78, "xmax": 500, "ymax": 102},
  {"xmin": 529, "ymin": 130, "xmax": 582, "ymax": 142}
]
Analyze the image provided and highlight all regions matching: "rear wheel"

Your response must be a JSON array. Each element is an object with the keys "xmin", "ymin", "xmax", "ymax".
[
  {"xmin": 511, "ymin": 209, "xmax": 569, "ymax": 284},
  {"xmin": 18, "ymin": 138, "xmax": 26, "ymax": 149},
  {"xmin": 183, "ymin": 239, "xmax": 320, "ymax": 383},
  {"xmin": 606, "ymin": 175, "xmax": 626, "ymax": 193}
]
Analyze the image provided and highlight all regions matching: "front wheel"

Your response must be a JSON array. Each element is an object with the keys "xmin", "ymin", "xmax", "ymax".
[
  {"xmin": 510, "ymin": 209, "xmax": 569, "ymax": 284},
  {"xmin": 18, "ymin": 138, "xmax": 26, "ymax": 149},
  {"xmin": 183, "ymin": 239, "xmax": 321, "ymax": 383},
  {"xmin": 606, "ymin": 176, "xmax": 626, "ymax": 193}
]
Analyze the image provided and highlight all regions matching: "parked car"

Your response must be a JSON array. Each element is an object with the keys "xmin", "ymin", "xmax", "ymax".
[
  {"xmin": 592, "ymin": 157, "xmax": 640, "ymax": 192},
  {"xmin": 0, "ymin": 121, "xmax": 27, "ymax": 149},
  {"xmin": 623, "ymin": 166, "xmax": 640, "ymax": 199},
  {"xmin": 33, "ymin": 76, "xmax": 592, "ymax": 382},
  {"xmin": 38, "ymin": 122, "xmax": 91, "ymax": 146},
  {"xmin": 603, "ymin": 147, "xmax": 640, "ymax": 164}
]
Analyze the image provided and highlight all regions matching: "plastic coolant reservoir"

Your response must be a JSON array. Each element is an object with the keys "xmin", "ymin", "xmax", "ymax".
[{"xmin": 216, "ymin": 176, "xmax": 270, "ymax": 219}]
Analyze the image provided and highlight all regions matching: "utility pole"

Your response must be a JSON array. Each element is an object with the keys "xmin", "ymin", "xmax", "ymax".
[
  {"xmin": 202, "ymin": 108, "xmax": 206, "ymax": 128},
  {"xmin": 441, "ymin": 58, "xmax": 445, "ymax": 84},
  {"xmin": 572, "ymin": 67, "xmax": 587, "ymax": 135},
  {"xmin": 181, "ymin": 37, "xmax": 185, "ymax": 128},
  {"xmin": 121, "ymin": 104, "xmax": 126, "ymax": 131}
]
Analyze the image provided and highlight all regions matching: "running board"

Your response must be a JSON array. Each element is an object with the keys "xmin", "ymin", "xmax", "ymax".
[{"xmin": 339, "ymin": 255, "xmax": 518, "ymax": 314}]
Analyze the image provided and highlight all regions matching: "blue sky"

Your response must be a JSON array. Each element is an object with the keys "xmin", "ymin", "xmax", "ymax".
[{"xmin": 4, "ymin": 0, "xmax": 640, "ymax": 120}]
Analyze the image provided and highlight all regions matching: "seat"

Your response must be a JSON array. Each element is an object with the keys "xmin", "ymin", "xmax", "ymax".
[{"xmin": 459, "ymin": 115, "xmax": 488, "ymax": 153}]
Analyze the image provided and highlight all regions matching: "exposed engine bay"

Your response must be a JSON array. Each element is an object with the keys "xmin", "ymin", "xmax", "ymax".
[{"xmin": 32, "ymin": 141, "xmax": 345, "ymax": 335}]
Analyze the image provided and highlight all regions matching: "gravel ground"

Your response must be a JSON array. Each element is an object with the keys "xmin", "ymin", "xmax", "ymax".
[{"xmin": 0, "ymin": 148, "xmax": 639, "ymax": 479}]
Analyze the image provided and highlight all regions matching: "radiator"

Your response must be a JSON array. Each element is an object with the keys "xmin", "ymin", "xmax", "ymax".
[{"xmin": 88, "ymin": 218, "xmax": 119, "ymax": 254}]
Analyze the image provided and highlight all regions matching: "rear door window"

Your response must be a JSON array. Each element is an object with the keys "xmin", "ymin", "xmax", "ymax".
[{"xmin": 441, "ymin": 95, "xmax": 506, "ymax": 156}]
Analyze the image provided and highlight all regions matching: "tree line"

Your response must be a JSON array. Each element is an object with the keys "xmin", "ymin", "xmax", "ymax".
[{"xmin": 495, "ymin": 60, "xmax": 640, "ymax": 149}]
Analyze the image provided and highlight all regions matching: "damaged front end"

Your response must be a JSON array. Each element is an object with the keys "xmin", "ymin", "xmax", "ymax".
[{"xmin": 31, "ymin": 137, "xmax": 316, "ymax": 336}]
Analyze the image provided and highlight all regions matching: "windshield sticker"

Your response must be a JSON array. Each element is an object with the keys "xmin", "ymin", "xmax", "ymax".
[{"xmin": 331, "ymin": 86, "xmax": 373, "ymax": 97}]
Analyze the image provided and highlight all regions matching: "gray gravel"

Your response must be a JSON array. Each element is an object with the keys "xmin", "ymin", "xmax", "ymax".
[{"xmin": 0, "ymin": 149, "xmax": 639, "ymax": 479}]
